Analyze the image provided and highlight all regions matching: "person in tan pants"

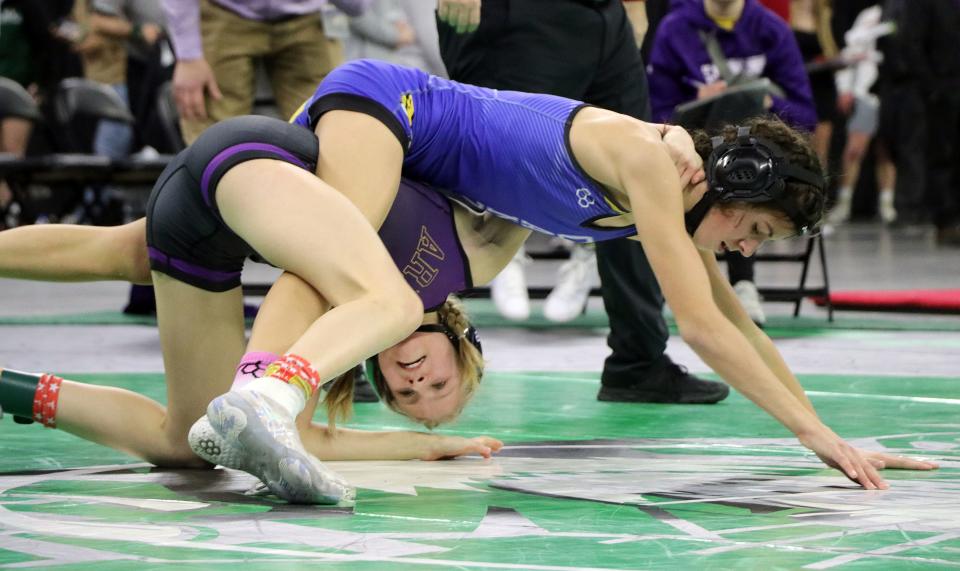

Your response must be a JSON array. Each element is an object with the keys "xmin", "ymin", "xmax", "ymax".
[{"xmin": 161, "ymin": 0, "xmax": 371, "ymax": 144}]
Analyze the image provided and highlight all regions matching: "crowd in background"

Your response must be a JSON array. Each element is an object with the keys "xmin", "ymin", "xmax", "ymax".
[{"xmin": 1, "ymin": 0, "xmax": 958, "ymax": 284}]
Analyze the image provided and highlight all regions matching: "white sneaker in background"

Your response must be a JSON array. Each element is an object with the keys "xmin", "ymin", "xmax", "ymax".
[
  {"xmin": 491, "ymin": 247, "xmax": 531, "ymax": 321},
  {"xmin": 544, "ymin": 245, "xmax": 596, "ymax": 323},
  {"xmin": 826, "ymin": 194, "xmax": 852, "ymax": 225},
  {"xmin": 132, "ymin": 145, "xmax": 160, "ymax": 160},
  {"xmin": 733, "ymin": 280, "xmax": 766, "ymax": 326},
  {"xmin": 878, "ymin": 189, "xmax": 897, "ymax": 224}
]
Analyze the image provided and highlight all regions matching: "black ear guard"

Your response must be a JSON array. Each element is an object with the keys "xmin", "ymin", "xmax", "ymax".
[
  {"xmin": 412, "ymin": 322, "xmax": 483, "ymax": 354},
  {"xmin": 368, "ymin": 321, "xmax": 483, "ymax": 398},
  {"xmin": 693, "ymin": 126, "xmax": 825, "ymax": 237}
]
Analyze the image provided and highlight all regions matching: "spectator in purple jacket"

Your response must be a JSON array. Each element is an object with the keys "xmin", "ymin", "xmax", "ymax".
[{"xmin": 647, "ymin": 0, "xmax": 816, "ymax": 326}]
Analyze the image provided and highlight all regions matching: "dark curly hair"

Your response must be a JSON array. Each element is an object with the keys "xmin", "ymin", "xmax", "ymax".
[{"xmin": 690, "ymin": 116, "xmax": 827, "ymax": 234}]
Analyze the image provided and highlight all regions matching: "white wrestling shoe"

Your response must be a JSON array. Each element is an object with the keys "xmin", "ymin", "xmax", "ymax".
[
  {"xmin": 188, "ymin": 414, "xmax": 239, "ymax": 466},
  {"xmin": 195, "ymin": 391, "xmax": 355, "ymax": 505},
  {"xmin": 188, "ymin": 417, "xmax": 284, "ymax": 498},
  {"xmin": 826, "ymin": 192, "xmax": 852, "ymax": 225}
]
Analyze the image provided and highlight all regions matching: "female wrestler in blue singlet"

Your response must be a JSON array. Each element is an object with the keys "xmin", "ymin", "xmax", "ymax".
[{"xmin": 281, "ymin": 59, "xmax": 924, "ymax": 493}]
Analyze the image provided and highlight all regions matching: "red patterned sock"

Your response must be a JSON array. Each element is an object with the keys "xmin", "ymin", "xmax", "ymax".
[
  {"xmin": 32, "ymin": 374, "xmax": 64, "ymax": 428},
  {"xmin": 264, "ymin": 354, "xmax": 321, "ymax": 399}
]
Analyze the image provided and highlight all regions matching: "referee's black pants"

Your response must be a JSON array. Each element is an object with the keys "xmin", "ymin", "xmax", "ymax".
[{"xmin": 439, "ymin": 0, "xmax": 674, "ymax": 386}]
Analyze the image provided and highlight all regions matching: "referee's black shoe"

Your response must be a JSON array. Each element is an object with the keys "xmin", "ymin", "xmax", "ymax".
[{"xmin": 597, "ymin": 358, "xmax": 729, "ymax": 404}]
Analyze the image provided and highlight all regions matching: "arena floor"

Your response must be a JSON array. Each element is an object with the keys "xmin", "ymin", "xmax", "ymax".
[{"xmin": 0, "ymin": 223, "xmax": 958, "ymax": 570}]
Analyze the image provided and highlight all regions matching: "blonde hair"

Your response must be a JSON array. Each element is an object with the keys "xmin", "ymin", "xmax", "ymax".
[
  {"xmin": 321, "ymin": 368, "xmax": 355, "ymax": 432},
  {"xmin": 373, "ymin": 295, "xmax": 484, "ymax": 428}
]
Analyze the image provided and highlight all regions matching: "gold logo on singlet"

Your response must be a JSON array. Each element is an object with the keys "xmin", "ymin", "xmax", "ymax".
[
  {"xmin": 401, "ymin": 93, "xmax": 415, "ymax": 126},
  {"xmin": 288, "ymin": 99, "xmax": 308, "ymax": 123},
  {"xmin": 403, "ymin": 226, "xmax": 445, "ymax": 289}
]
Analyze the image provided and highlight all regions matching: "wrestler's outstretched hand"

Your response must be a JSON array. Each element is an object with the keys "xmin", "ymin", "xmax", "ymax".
[
  {"xmin": 422, "ymin": 435, "xmax": 504, "ymax": 460},
  {"xmin": 798, "ymin": 426, "xmax": 889, "ymax": 489},
  {"xmin": 857, "ymin": 449, "xmax": 939, "ymax": 471}
]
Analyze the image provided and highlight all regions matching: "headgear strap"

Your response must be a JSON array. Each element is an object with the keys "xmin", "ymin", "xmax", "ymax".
[
  {"xmin": 414, "ymin": 322, "xmax": 482, "ymax": 354},
  {"xmin": 687, "ymin": 126, "xmax": 825, "ymax": 237}
]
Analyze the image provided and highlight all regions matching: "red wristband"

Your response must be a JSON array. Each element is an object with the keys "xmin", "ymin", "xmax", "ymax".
[{"xmin": 32, "ymin": 374, "xmax": 64, "ymax": 428}]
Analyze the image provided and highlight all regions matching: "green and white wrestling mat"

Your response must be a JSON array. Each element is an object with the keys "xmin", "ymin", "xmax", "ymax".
[
  {"xmin": 0, "ymin": 367, "xmax": 957, "ymax": 570},
  {"xmin": 2, "ymin": 224, "xmax": 959, "ymax": 569}
]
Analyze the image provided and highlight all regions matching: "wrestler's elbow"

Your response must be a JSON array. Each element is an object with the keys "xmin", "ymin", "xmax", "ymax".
[{"xmin": 675, "ymin": 307, "xmax": 726, "ymax": 355}]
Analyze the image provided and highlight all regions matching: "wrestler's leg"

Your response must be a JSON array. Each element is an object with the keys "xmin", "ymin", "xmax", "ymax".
[
  {"xmin": 217, "ymin": 159, "xmax": 422, "ymax": 384},
  {"xmin": 0, "ymin": 219, "xmax": 150, "ymax": 283},
  {"xmin": 199, "ymin": 159, "xmax": 420, "ymax": 503},
  {"xmin": 313, "ymin": 111, "xmax": 404, "ymax": 229},
  {"xmin": 0, "ymin": 284, "xmax": 239, "ymax": 471}
]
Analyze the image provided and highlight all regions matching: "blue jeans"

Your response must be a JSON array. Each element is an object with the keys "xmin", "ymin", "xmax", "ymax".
[{"xmin": 93, "ymin": 84, "xmax": 133, "ymax": 159}]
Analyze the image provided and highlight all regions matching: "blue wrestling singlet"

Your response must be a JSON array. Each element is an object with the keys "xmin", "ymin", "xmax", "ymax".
[{"xmin": 291, "ymin": 59, "xmax": 637, "ymax": 244}]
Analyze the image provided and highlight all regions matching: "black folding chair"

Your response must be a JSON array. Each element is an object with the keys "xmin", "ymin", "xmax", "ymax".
[
  {"xmin": 752, "ymin": 236, "xmax": 833, "ymax": 321},
  {"xmin": 0, "ymin": 78, "xmax": 171, "ymax": 225},
  {"xmin": 155, "ymin": 81, "xmax": 185, "ymax": 153}
]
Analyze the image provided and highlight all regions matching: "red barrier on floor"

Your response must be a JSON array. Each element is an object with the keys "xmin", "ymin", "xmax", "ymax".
[{"xmin": 813, "ymin": 289, "xmax": 960, "ymax": 314}]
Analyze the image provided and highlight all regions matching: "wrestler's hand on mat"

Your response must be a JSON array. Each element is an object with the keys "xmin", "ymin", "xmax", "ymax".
[
  {"xmin": 661, "ymin": 125, "xmax": 706, "ymax": 189},
  {"xmin": 421, "ymin": 435, "xmax": 503, "ymax": 460},
  {"xmin": 437, "ymin": 0, "xmax": 481, "ymax": 34},
  {"xmin": 798, "ymin": 426, "xmax": 889, "ymax": 489},
  {"xmin": 857, "ymin": 449, "xmax": 939, "ymax": 471},
  {"xmin": 173, "ymin": 58, "xmax": 222, "ymax": 122}
]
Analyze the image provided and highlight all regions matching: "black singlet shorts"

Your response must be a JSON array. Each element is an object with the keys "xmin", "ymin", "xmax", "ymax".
[{"xmin": 145, "ymin": 116, "xmax": 318, "ymax": 292}]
